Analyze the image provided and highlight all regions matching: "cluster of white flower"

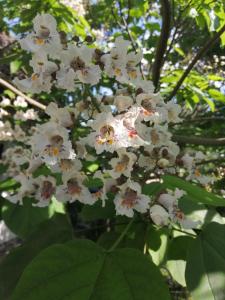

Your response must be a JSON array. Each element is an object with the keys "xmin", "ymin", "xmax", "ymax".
[
  {"xmin": 0, "ymin": 14, "xmax": 214, "ymax": 230},
  {"xmin": 150, "ymin": 188, "xmax": 200, "ymax": 229}
]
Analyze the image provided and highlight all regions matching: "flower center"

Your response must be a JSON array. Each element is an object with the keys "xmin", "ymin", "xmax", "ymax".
[
  {"xmin": 121, "ymin": 188, "xmax": 138, "ymax": 208},
  {"xmin": 150, "ymin": 129, "xmax": 160, "ymax": 145},
  {"xmin": 50, "ymin": 135, "xmax": 64, "ymax": 146},
  {"xmin": 115, "ymin": 155, "xmax": 130, "ymax": 172},
  {"xmin": 59, "ymin": 159, "xmax": 73, "ymax": 171},
  {"xmin": 31, "ymin": 73, "xmax": 39, "ymax": 81},
  {"xmin": 67, "ymin": 178, "xmax": 82, "ymax": 195},
  {"xmin": 141, "ymin": 99, "xmax": 155, "ymax": 115},
  {"xmin": 114, "ymin": 67, "xmax": 122, "ymax": 76},
  {"xmin": 34, "ymin": 38, "xmax": 45, "ymax": 45},
  {"xmin": 175, "ymin": 209, "xmax": 185, "ymax": 220},
  {"xmin": 96, "ymin": 125, "xmax": 115, "ymax": 145},
  {"xmin": 41, "ymin": 180, "xmax": 55, "ymax": 200},
  {"xmin": 39, "ymin": 25, "xmax": 50, "ymax": 39},
  {"xmin": 70, "ymin": 57, "xmax": 85, "ymax": 71}
]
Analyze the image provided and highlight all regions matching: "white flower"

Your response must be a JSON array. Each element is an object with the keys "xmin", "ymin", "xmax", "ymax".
[
  {"xmin": 45, "ymin": 102, "xmax": 73, "ymax": 127},
  {"xmin": 13, "ymin": 125, "xmax": 27, "ymax": 142},
  {"xmin": 0, "ymin": 97, "xmax": 11, "ymax": 107},
  {"xmin": 31, "ymin": 121, "xmax": 75, "ymax": 165},
  {"xmin": 169, "ymin": 207, "xmax": 200, "ymax": 229},
  {"xmin": 101, "ymin": 36, "xmax": 130, "ymax": 78},
  {"xmin": 14, "ymin": 109, "xmax": 39, "ymax": 121},
  {"xmin": 114, "ymin": 180, "xmax": 150, "ymax": 217},
  {"xmin": 14, "ymin": 53, "xmax": 57, "ymax": 93},
  {"xmin": 56, "ymin": 170, "xmax": 95, "ymax": 205},
  {"xmin": 19, "ymin": 13, "xmax": 62, "ymax": 57},
  {"xmin": 0, "ymin": 121, "xmax": 13, "ymax": 141},
  {"xmin": 114, "ymin": 95, "xmax": 133, "ymax": 112},
  {"xmin": 3, "ymin": 146, "xmax": 31, "ymax": 166},
  {"xmin": 187, "ymin": 169, "xmax": 214, "ymax": 185},
  {"xmin": 189, "ymin": 8, "xmax": 198, "ymax": 18},
  {"xmin": 181, "ymin": 153, "xmax": 194, "ymax": 171},
  {"xmin": 116, "ymin": 51, "xmax": 143, "ymax": 84},
  {"xmin": 136, "ymin": 92, "xmax": 167, "ymax": 123},
  {"xmin": 13, "ymin": 96, "xmax": 27, "ymax": 107},
  {"xmin": 86, "ymin": 112, "xmax": 130, "ymax": 154},
  {"xmin": 0, "ymin": 108, "xmax": 9, "ymax": 118},
  {"xmin": 135, "ymin": 79, "xmax": 154, "ymax": 93},
  {"xmin": 33, "ymin": 176, "xmax": 56, "ymax": 207},
  {"xmin": 8, "ymin": 173, "xmax": 36, "ymax": 204},
  {"xmin": 150, "ymin": 204, "xmax": 169, "ymax": 226},
  {"xmin": 57, "ymin": 44, "xmax": 101, "ymax": 88},
  {"xmin": 158, "ymin": 188, "xmax": 186, "ymax": 211},
  {"xmin": 50, "ymin": 158, "xmax": 82, "ymax": 174},
  {"xmin": 109, "ymin": 148, "xmax": 137, "ymax": 178},
  {"xmin": 165, "ymin": 101, "xmax": 182, "ymax": 123},
  {"xmin": 138, "ymin": 153, "xmax": 156, "ymax": 170},
  {"xmin": 121, "ymin": 107, "xmax": 148, "ymax": 147}
]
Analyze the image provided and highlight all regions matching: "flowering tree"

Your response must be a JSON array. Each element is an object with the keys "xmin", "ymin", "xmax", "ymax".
[{"xmin": 0, "ymin": 0, "xmax": 225, "ymax": 299}]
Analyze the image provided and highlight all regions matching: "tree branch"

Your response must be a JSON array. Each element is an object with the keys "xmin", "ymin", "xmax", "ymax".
[
  {"xmin": 196, "ymin": 157, "xmax": 225, "ymax": 166},
  {"xmin": 152, "ymin": 0, "xmax": 171, "ymax": 91},
  {"xmin": 172, "ymin": 135, "xmax": 225, "ymax": 146},
  {"xmin": 0, "ymin": 77, "xmax": 46, "ymax": 110},
  {"xmin": 167, "ymin": 23, "xmax": 225, "ymax": 101}
]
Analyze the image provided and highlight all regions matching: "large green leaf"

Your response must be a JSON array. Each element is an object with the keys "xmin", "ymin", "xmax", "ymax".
[
  {"xmin": 12, "ymin": 239, "xmax": 171, "ymax": 300},
  {"xmin": 0, "ymin": 214, "xmax": 73, "ymax": 300},
  {"xmin": 162, "ymin": 175, "xmax": 225, "ymax": 207},
  {"xmin": 166, "ymin": 236, "xmax": 194, "ymax": 287},
  {"xmin": 186, "ymin": 222, "xmax": 225, "ymax": 300},
  {"xmin": 146, "ymin": 225, "xmax": 169, "ymax": 266},
  {"xmin": 1, "ymin": 199, "xmax": 53, "ymax": 238}
]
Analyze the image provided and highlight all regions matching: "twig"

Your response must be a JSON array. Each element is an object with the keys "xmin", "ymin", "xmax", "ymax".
[
  {"xmin": 0, "ymin": 77, "xmax": 46, "ymax": 110},
  {"xmin": 116, "ymin": 1, "xmax": 145, "ymax": 79},
  {"xmin": 172, "ymin": 135, "xmax": 225, "ymax": 146},
  {"xmin": 152, "ymin": 0, "xmax": 171, "ymax": 91},
  {"xmin": 183, "ymin": 116, "xmax": 225, "ymax": 123},
  {"xmin": 167, "ymin": 23, "xmax": 225, "ymax": 100},
  {"xmin": 196, "ymin": 157, "xmax": 225, "ymax": 166}
]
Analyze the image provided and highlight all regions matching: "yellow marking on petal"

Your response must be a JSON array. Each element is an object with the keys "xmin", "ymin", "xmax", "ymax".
[
  {"xmin": 128, "ymin": 70, "xmax": 137, "ymax": 79},
  {"xmin": 114, "ymin": 68, "xmax": 122, "ymax": 76},
  {"xmin": 31, "ymin": 74, "xmax": 38, "ymax": 81},
  {"xmin": 108, "ymin": 139, "xmax": 113, "ymax": 145},
  {"xmin": 35, "ymin": 38, "xmax": 45, "ymax": 45},
  {"xmin": 115, "ymin": 163, "xmax": 126, "ymax": 172},
  {"xmin": 52, "ymin": 147, "xmax": 59, "ymax": 156},
  {"xmin": 195, "ymin": 169, "xmax": 201, "ymax": 177}
]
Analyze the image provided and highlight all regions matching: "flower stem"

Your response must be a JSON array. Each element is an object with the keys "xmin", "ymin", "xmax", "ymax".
[{"xmin": 108, "ymin": 218, "xmax": 134, "ymax": 252}]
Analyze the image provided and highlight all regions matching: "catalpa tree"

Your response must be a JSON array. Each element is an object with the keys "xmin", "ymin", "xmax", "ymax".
[{"xmin": 0, "ymin": 0, "xmax": 225, "ymax": 299}]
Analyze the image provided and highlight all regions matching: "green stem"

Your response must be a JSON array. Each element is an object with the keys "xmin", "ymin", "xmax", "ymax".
[
  {"xmin": 171, "ymin": 227, "xmax": 196, "ymax": 237},
  {"xmin": 108, "ymin": 218, "xmax": 134, "ymax": 252}
]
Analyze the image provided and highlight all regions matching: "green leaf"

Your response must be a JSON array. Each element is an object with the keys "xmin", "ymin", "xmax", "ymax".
[
  {"xmin": 162, "ymin": 175, "xmax": 225, "ymax": 207},
  {"xmin": 146, "ymin": 225, "xmax": 169, "ymax": 266},
  {"xmin": 166, "ymin": 236, "xmax": 194, "ymax": 287},
  {"xmin": 0, "ymin": 214, "xmax": 72, "ymax": 300},
  {"xmin": 186, "ymin": 222, "xmax": 225, "ymax": 300},
  {"xmin": 0, "ymin": 178, "xmax": 19, "ymax": 191},
  {"xmin": 81, "ymin": 198, "xmax": 114, "ymax": 221},
  {"xmin": 12, "ymin": 240, "xmax": 171, "ymax": 300},
  {"xmin": 174, "ymin": 46, "xmax": 185, "ymax": 57},
  {"xmin": 98, "ymin": 222, "xmax": 146, "ymax": 251},
  {"xmin": 1, "ymin": 198, "xmax": 54, "ymax": 238},
  {"xmin": 179, "ymin": 196, "xmax": 225, "ymax": 228},
  {"xmin": 208, "ymin": 89, "xmax": 225, "ymax": 102},
  {"xmin": 142, "ymin": 182, "xmax": 163, "ymax": 197}
]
